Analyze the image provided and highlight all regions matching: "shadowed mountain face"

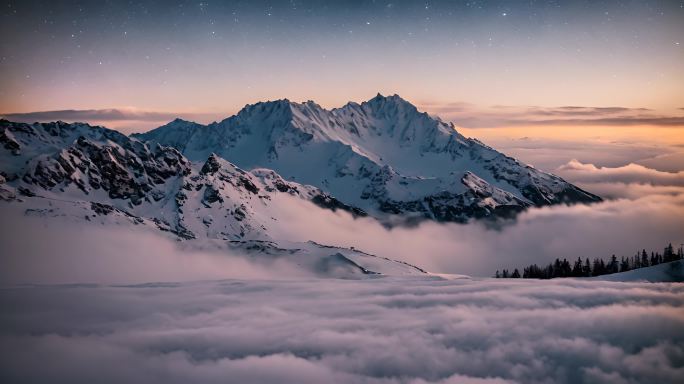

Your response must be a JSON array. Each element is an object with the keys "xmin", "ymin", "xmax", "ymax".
[{"xmin": 135, "ymin": 94, "xmax": 601, "ymax": 223}]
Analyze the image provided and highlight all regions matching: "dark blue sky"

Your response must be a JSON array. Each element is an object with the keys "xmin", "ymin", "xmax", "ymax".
[{"xmin": 1, "ymin": 0, "xmax": 682, "ymax": 119}]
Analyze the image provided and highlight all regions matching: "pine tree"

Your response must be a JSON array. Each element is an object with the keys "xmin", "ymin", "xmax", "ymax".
[
  {"xmin": 664, "ymin": 243, "xmax": 675, "ymax": 262},
  {"xmin": 641, "ymin": 249, "xmax": 649, "ymax": 267},
  {"xmin": 562, "ymin": 259, "xmax": 572, "ymax": 277},
  {"xmin": 592, "ymin": 258, "xmax": 602, "ymax": 276},
  {"xmin": 572, "ymin": 257, "xmax": 583, "ymax": 277},
  {"xmin": 620, "ymin": 256, "xmax": 630, "ymax": 273},
  {"xmin": 495, "ymin": 241, "xmax": 681, "ymax": 280},
  {"xmin": 609, "ymin": 255, "xmax": 619, "ymax": 274},
  {"xmin": 583, "ymin": 258, "xmax": 592, "ymax": 277}
]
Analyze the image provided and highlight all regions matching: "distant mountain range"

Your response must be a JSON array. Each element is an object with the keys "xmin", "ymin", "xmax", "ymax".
[{"xmin": 0, "ymin": 94, "xmax": 601, "ymax": 276}]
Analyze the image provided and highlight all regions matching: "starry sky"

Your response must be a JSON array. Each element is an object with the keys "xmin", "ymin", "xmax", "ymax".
[{"xmin": 0, "ymin": 0, "xmax": 683, "ymax": 137}]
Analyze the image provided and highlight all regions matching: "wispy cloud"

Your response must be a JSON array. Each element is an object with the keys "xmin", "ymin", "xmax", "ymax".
[
  {"xmin": 0, "ymin": 108, "xmax": 224, "ymax": 133},
  {"xmin": 521, "ymin": 105, "xmax": 653, "ymax": 117},
  {"xmin": 513, "ymin": 116, "xmax": 684, "ymax": 126},
  {"xmin": 418, "ymin": 102, "xmax": 684, "ymax": 128},
  {"xmin": 556, "ymin": 160, "xmax": 684, "ymax": 187},
  {"xmin": 0, "ymin": 109, "xmax": 178, "ymax": 122},
  {"xmin": 554, "ymin": 159, "xmax": 684, "ymax": 200},
  {"xmin": 3, "ymin": 102, "xmax": 683, "ymax": 133}
]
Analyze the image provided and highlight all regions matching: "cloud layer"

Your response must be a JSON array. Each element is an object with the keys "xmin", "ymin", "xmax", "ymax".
[
  {"xmin": 0, "ymin": 208, "xmax": 314, "ymax": 285},
  {"xmin": 1, "ymin": 278, "xmax": 682, "ymax": 384},
  {"xmin": 2, "ymin": 158, "xmax": 682, "ymax": 281},
  {"xmin": 557, "ymin": 160, "xmax": 684, "ymax": 187},
  {"xmin": 553, "ymin": 159, "xmax": 684, "ymax": 200},
  {"xmin": 271, "ymin": 193, "xmax": 684, "ymax": 276},
  {"xmin": 467, "ymin": 134, "xmax": 684, "ymax": 173}
]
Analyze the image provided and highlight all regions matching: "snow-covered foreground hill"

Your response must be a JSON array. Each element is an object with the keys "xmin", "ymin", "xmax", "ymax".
[
  {"xmin": 1, "ymin": 277, "xmax": 682, "ymax": 384},
  {"xmin": 593, "ymin": 260, "xmax": 683, "ymax": 282}
]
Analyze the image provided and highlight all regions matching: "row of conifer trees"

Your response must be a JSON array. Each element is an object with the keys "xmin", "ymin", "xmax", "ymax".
[{"xmin": 495, "ymin": 243, "xmax": 683, "ymax": 279}]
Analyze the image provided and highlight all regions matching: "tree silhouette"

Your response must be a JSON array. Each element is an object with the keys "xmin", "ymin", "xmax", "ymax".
[{"xmin": 495, "ymin": 241, "xmax": 683, "ymax": 279}]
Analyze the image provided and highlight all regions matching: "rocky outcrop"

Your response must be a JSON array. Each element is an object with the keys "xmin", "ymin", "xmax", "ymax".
[{"xmin": 22, "ymin": 136, "xmax": 190, "ymax": 204}]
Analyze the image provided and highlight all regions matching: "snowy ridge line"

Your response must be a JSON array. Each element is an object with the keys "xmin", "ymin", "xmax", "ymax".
[{"xmin": 136, "ymin": 93, "xmax": 601, "ymax": 224}]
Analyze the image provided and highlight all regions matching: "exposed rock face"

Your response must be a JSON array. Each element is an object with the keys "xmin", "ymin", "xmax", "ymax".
[
  {"xmin": 1, "ymin": 119, "xmax": 190, "ymax": 205},
  {"xmin": 0, "ymin": 120, "xmax": 370, "ymax": 243},
  {"xmin": 175, "ymin": 154, "xmax": 368, "ymax": 240},
  {"xmin": 24, "ymin": 137, "xmax": 190, "ymax": 204},
  {"xmin": 0, "ymin": 174, "xmax": 16, "ymax": 201}
]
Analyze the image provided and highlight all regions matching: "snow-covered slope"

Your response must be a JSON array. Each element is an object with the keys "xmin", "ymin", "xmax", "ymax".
[
  {"xmin": 0, "ymin": 119, "xmax": 424, "ymax": 278},
  {"xmin": 592, "ymin": 260, "xmax": 684, "ymax": 282},
  {"xmin": 136, "ymin": 94, "xmax": 601, "ymax": 222}
]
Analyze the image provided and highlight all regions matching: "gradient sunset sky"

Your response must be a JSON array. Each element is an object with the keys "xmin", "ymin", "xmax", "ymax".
[{"xmin": 1, "ymin": 0, "xmax": 683, "ymax": 148}]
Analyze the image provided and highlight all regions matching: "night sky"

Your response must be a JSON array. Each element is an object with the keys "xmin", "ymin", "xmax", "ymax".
[{"xmin": 0, "ymin": 0, "xmax": 683, "ymax": 130}]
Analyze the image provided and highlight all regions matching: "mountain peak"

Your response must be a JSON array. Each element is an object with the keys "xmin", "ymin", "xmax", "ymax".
[
  {"xmin": 200, "ymin": 153, "xmax": 222, "ymax": 175},
  {"xmin": 369, "ymin": 93, "xmax": 410, "ymax": 104},
  {"xmin": 247, "ymin": 98, "xmax": 292, "ymax": 109},
  {"xmin": 364, "ymin": 93, "xmax": 418, "ymax": 114},
  {"xmin": 159, "ymin": 117, "xmax": 199, "ymax": 128},
  {"xmin": 235, "ymin": 98, "xmax": 298, "ymax": 119}
]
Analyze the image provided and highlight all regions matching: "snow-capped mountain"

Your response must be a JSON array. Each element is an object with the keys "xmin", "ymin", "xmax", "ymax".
[
  {"xmin": 136, "ymin": 94, "xmax": 601, "ymax": 222},
  {"xmin": 0, "ymin": 94, "xmax": 603, "ymax": 277},
  {"xmin": 0, "ymin": 119, "xmax": 423, "ymax": 278}
]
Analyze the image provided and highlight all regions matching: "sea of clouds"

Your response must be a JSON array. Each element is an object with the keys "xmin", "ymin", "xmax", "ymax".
[
  {"xmin": 1, "ymin": 142, "xmax": 683, "ymax": 383},
  {"xmin": 266, "ymin": 158, "xmax": 684, "ymax": 276},
  {"xmin": 1, "ymin": 157, "xmax": 683, "ymax": 282},
  {"xmin": 1, "ymin": 277, "xmax": 683, "ymax": 384}
]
